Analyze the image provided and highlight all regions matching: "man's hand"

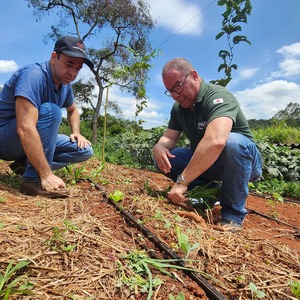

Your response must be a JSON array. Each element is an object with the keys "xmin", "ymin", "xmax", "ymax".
[
  {"xmin": 168, "ymin": 183, "xmax": 189, "ymax": 208},
  {"xmin": 153, "ymin": 144, "xmax": 175, "ymax": 174},
  {"xmin": 70, "ymin": 133, "xmax": 92, "ymax": 149},
  {"xmin": 41, "ymin": 173, "xmax": 66, "ymax": 191}
]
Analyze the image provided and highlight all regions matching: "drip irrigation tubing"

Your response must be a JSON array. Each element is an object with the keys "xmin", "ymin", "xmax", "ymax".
[
  {"xmin": 88, "ymin": 178, "xmax": 226, "ymax": 300},
  {"xmin": 246, "ymin": 207, "xmax": 299, "ymax": 231}
]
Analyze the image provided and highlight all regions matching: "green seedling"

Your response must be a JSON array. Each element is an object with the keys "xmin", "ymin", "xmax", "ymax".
[
  {"xmin": 175, "ymin": 226, "xmax": 199, "ymax": 258},
  {"xmin": 169, "ymin": 292, "xmax": 185, "ymax": 300},
  {"xmin": 290, "ymin": 280, "xmax": 300, "ymax": 299},
  {"xmin": 140, "ymin": 210, "xmax": 172, "ymax": 228},
  {"xmin": 108, "ymin": 190, "xmax": 124, "ymax": 203},
  {"xmin": 46, "ymin": 227, "xmax": 77, "ymax": 253},
  {"xmin": 249, "ymin": 282, "xmax": 266, "ymax": 299},
  {"xmin": 0, "ymin": 260, "xmax": 34, "ymax": 299},
  {"xmin": 56, "ymin": 164, "xmax": 87, "ymax": 185},
  {"xmin": 91, "ymin": 161, "xmax": 105, "ymax": 179},
  {"xmin": 119, "ymin": 250, "xmax": 199, "ymax": 300}
]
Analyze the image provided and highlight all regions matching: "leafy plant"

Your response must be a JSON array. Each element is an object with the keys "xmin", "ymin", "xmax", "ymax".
[
  {"xmin": 0, "ymin": 260, "xmax": 34, "ymax": 299},
  {"xmin": 212, "ymin": 0, "xmax": 252, "ymax": 86},
  {"xmin": 169, "ymin": 291, "xmax": 185, "ymax": 300},
  {"xmin": 46, "ymin": 226, "xmax": 77, "ymax": 253},
  {"xmin": 175, "ymin": 226, "xmax": 199, "ymax": 258},
  {"xmin": 108, "ymin": 190, "xmax": 124, "ymax": 203},
  {"xmin": 0, "ymin": 195, "xmax": 6, "ymax": 203},
  {"xmin": 55, "ymin": 164, "xmax": 87, "ymax": 185},
  {"xmin": 290, "ymin": 280, "xmax": 300, "ymax": 299},
  {"xmin": 118, "ymin": 250, "xmax": 199, "ymax": 300},
  {"xmin": 249, "ymin": 282, "xmax": 266, "ymax": 299}
]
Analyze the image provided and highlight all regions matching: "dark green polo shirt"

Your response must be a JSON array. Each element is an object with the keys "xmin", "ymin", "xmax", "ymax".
[{"xmin": 168, "ymin": 79, "xmax": 254, "ymax": 153}]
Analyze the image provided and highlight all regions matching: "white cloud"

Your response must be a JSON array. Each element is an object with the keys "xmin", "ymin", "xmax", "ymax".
[
  {"xmin": 235, "ymin": 80, "xmax": 300, "ymax": 120},
  {"xmin": 229, "ymin": 67, "xmax": 260, "ymax": 87},
  {"xmin": 276, "ymin": 42, "xmax": 300, "ymax": 57},
  {"xmin": 271, "ymin": 42, "xmax": 300, "ymax": 78},
  {"xmin": 149, "ymin": 0, "xmax": 203, "ymax": 36},
  {"xmin": 239, "ymin": 68, "xmax": 260, "ymax": 79},
  {"xmin": 0, "ymin": 60, "xmax": 19, "ymax": 73}
]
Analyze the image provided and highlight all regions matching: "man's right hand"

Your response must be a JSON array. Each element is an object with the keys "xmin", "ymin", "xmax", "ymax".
[
  {"xmin": 153, "ymin": 144, "xmax": 176, "ymax": 174},
  {"xmin": 41, "ymin": 173, "xmax": 66, "ymax": 191}
]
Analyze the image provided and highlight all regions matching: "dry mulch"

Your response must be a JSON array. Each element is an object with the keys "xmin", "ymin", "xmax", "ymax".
[{"xmin": 0, "ymin": 159, "xmax": 299, "ymax": 300}]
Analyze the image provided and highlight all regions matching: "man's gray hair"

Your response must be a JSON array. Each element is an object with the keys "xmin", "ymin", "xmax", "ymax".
[{"xmin": 162, "ymin": 58, "xmax": 194, "ymax": 76}]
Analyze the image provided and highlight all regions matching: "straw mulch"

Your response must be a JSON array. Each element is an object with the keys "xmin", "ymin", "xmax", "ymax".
[{"xmin": 0, "ymin": 159, "xmax": 299, "ymax": 300}]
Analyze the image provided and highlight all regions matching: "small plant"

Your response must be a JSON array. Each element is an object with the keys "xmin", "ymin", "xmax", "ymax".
[
  {"xmin": 118, "ymin": 250, "xmax": 198, "ymax": 300},
  {"xmin": 175, "ymin": 226, "xmax": 199, "ymax": 258},
  {"xmin": 140, "ymin": 210, "xmax": 172, "ymax": 229},
  {"xmin": 290, "ymin": 280, "xmax": 300, "ymax": 299},
  {"xmin": 249, "ymin": 282, "xmax": 266, "ymax": 299},
  {"xmin": 108, "ymin": 190, "xmax": 124, "ymax": 203},
  {"xmin": 0, "ymin": 260, "xmax": 34, "ymax": 299},
  {"xmin": 56, "ymin": 164, "xmax": 87, "ymax": 185},
  {"xmin": 0, "ymin": 195, "xmax": 6, "ymax": 203},
  {"xmin": 46, "ymin": 225, "xmax": 77, "ymax": 253},
  {"xmin": 169, "ymin": 291, "xmax": 185, "ymax": 300}
]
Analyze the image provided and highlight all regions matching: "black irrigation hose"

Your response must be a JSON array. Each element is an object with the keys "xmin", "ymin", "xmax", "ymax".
[
  {"xmin": 246, "ymin": 207, "xmax": 300, "ymax": 231},
  {"xmin": 88, "ymin": 178, "xmax": 226, "ymax": 300}
]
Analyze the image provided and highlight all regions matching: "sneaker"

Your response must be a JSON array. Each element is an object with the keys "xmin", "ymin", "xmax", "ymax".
[{"xmin": 219, "ymin": 219, "xmax": 242, "ymax": 231}]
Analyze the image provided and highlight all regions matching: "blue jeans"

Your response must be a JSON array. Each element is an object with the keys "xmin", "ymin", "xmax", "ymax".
[
  {"xmin": 0, "ymin": 102, "xmax": 93, "ymax": 180},
  {"xmin": 154, "ymin": 132, "xmax": 262, "ymax": 224}
]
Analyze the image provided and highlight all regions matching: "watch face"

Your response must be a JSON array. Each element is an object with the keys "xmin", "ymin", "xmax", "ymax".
[{"xmin": 177, "ymin": 174, "xmax": 188, "ymax": 186}]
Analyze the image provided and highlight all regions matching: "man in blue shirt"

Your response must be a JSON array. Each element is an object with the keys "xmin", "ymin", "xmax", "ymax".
[
  {"xmin": 0, "ymin": 36, "xmax": 94, "ymax": 198},
  {"xmin": 153, "ymin": 58, "xmax": 262, "ymax": 231}
]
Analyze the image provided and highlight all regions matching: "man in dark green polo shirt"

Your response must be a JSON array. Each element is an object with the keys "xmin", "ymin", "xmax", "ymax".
[{"xmin": 153, "ymin": 57, "xmax": 262, "ymax": 230}]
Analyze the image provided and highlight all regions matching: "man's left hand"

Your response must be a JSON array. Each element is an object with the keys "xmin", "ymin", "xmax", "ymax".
[{"xmin": 70, "ymin": 133, "xmax": 92, "ymax": 149}]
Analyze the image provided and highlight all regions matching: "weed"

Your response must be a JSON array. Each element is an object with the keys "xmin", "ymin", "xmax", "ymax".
[
  {"xmin": 0, "ymin": 260, "xmax": 34, "ymax": 299},
  {"xmin": 290, "ymin": 280, "xmax": 300, "ymax": 299},
  {"xmin": 118, "ymin": 250, "xmax": 199, "ymax": 300},
  {"xmin": 56, "ymin": 164, "xmax": 87, "ymax": 185},
  {"xmin": 0, "ymin": 195, "xmax": 6, "ymax": 203},
  {"xmin": 169, "ymin": 291, "xmax": 185, "ymax": 300},
  {"xmin": 249, "ymin": 282, "xmax": 266, "ymax": 299},
  {"xmin": 140, "ymin": 210, "xmax": 172, "ymax": 229},
  {"xmin": 46, "ymin": 226, "xmax": 77, "ymax": 253}
]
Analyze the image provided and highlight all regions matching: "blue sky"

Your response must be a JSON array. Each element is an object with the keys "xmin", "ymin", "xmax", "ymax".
[{"xmin": 1, "ymin": 0, "xmax": 299, "ymax": 129}]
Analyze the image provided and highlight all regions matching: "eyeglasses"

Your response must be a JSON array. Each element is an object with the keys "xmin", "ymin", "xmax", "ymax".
[{"xmin": 164, "ymin": 73, "xmax": 190, "ymax": 97}]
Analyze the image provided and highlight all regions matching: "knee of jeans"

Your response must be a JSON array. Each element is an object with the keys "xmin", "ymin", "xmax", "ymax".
[{"xmin": 81, "ymin": 145, "xmax": 93, "ymax": 160}]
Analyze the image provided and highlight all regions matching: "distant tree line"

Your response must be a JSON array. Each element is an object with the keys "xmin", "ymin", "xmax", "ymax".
[{"xmin": 248, "ymin": 102, "xmax": 300, "ymax": 129}]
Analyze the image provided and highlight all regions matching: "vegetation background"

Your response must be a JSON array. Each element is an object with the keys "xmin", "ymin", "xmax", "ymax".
[{"xmin": 60, "ymin": 101, "xmax": 300, "ymax": 200}]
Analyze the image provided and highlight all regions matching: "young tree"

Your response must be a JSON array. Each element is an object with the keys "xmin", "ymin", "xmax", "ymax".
[
  {"xmin": 27, "ymin": 0, "xmax": 156, "ymax": 141},
  {"xmin": 212, "ymin": 0, "xmax": 252, "ymax": 87}
]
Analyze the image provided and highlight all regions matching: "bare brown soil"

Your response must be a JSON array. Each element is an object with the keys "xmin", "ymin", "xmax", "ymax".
[{"xmin": 0, "ymin": 159, "xmax": 299, "ymax": 300}]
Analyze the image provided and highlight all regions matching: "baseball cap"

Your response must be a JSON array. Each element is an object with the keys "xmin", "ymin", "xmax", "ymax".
[{"xmin": 54, "ymin": 36, "xmax": 94, "ymax": 69}]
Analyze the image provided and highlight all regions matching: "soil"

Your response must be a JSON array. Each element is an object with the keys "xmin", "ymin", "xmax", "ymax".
[{"xmin": 0, "ymin": 158, "xmax": 299, "ymax": 300}]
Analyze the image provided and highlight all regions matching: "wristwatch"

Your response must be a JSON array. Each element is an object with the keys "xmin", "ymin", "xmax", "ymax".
[{"xmin": 176, "ymin": 174, "xmax": 190, "ymax": 186}]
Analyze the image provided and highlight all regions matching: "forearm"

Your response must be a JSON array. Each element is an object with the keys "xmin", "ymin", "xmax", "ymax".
[
  {"xmin": 19, "ymin": 130, "xmax": 52, "ymax": 179},
  {"xmin": 155, "ymin": 136, "xmax": 176, "ymax": 150},
  {"xmin": 182, "ymin": 138, "xmax": 224, "ymax": 184},
  {"xmin": 67, "ymin": 109, "xmax": 81, "ymax": 134}
]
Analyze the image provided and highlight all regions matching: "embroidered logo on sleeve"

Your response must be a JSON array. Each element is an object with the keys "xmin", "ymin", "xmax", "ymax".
[{"xmin": 213, "ymin": 98, "xmax": 224, "ymax": 104}]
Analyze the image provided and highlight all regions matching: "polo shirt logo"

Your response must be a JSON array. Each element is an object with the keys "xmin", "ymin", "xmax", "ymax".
[
  {"xmin": 198, "ymin": 121, "xmax": 208, "ymax": 130},
  {"xmin": 213, "ymin": 98, "xmax": 224, "ymax": 104}
]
